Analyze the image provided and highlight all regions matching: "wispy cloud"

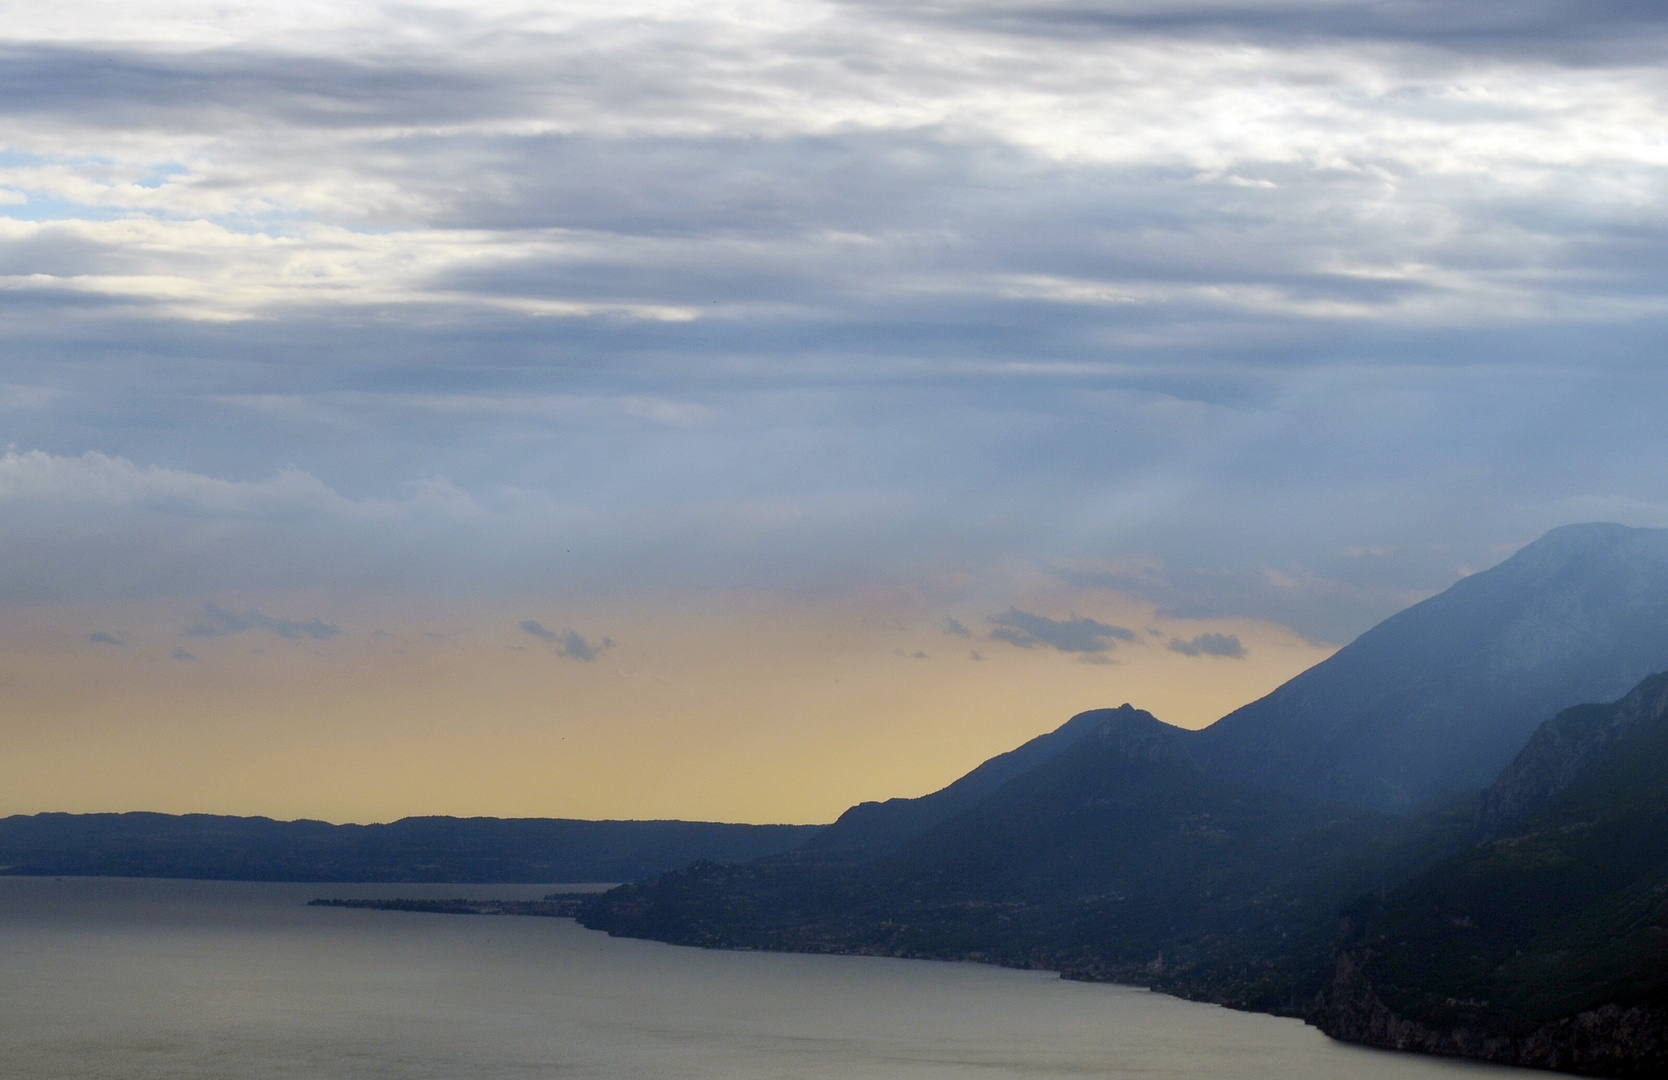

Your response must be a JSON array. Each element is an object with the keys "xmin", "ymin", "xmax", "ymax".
[
  {"xmin": 894, "ymin": 0, "xmax": 1668, "ymax": 63},
  {"xmin": 523, "ymin": 620, "xmax": 611, "ymax": 661},
  {"xmin": 185, "ymin": 603, "xmax": 339, "ymax": 641},
  {"xmin": 988, "ymin": 609, "xmax": 1137, "ymax": 654},
  {"xmin": 558, "ymin": 630, "xmax": 611, "ymax": 662},
  {"xmin": 1168, "ymin": 632, "xmax": 1247, "ymax": 659},
  {"xmin": 88, "ymin": 631, "xmax": 123, "ymax": 645},
  {"xmin": 520, "ymin": 620, "xmax": 560, "ymax": 643}
]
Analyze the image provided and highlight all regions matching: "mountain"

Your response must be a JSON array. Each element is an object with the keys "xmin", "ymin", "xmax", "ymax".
[
  {"xmin": 802, "ymin": 706, "xmax": 1123, "ymax": 857},
  {"xmin": 0, "ymin": 813, "xmax": 822, "ymax": 882},
  {"xmin": 582, "ymin": 672, "xmax": 1668, "ymax": 1075},
  {"xmin": 585, "ymin": 706, "xmax": 1438, "ymax": 1008},
  {"xmin": 1315, "ymin": 671, "xmax": 1668, "ymax": 1076},
  {"xmin": 1197, "ymin": 523, "xmax": 1668, "ymax": 811},
  {"xmin": 1477, "ymin": 671, "xmax": 1668, "ymax": 832},
  {"xmin": 578, "ymin": 525, "xmax": 1668, "ymax": 1075},
  {"xmin": 794, "ymin": 522, "xmax": 1668, "ymax": 868}
]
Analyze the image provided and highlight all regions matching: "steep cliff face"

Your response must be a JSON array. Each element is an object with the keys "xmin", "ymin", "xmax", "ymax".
[{"xmin": 1316, "ymin": 949, "xmax": 1668, "ymax": 1078}]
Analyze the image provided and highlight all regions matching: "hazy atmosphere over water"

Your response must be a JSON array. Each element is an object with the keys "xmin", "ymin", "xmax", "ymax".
[{"xmin": 2, "ymin": 0, "xmax": 1667, "ymax": 822}]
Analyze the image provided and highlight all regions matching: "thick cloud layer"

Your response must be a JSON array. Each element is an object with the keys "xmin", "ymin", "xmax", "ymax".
[{"xmin": 0, "ymin": 0, "xmax": 1665, "ymax": 643}]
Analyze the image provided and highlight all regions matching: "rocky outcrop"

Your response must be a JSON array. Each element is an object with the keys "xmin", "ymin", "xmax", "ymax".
[
  {"xmin": 1478, "ymin": 671, "xmax": 1668, "ymax": 831},
  {"xmin": 1315, "ymin": 950, "xmax": 1668, "ymax": 1078}
]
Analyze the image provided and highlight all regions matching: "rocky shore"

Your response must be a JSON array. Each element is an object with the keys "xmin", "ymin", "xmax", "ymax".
[{"xmin": 1314, "ymin": 950, "xmax": 1668, "ymax": 1078}]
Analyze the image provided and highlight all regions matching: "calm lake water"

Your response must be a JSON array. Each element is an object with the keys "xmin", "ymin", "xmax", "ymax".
[{"xmin": 0, "ymin": 876, "xmax": 1529, "ymax": 1080}]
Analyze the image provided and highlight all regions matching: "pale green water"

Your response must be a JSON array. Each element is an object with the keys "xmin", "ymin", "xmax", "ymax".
[{"xmin": 0, "ymin": 876, "xmax": 1530, "ymax": 1079}]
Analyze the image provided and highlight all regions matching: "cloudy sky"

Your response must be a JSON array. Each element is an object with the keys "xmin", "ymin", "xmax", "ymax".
[{"xmin": 2, "ymin": 0, "xmax": 1665, "ymax": 823}]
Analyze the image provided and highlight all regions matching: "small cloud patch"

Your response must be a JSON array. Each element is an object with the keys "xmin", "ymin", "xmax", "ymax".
[
  {"xmin": 186, "ymin": 603, "xmax": 339, "ymax": 641},
  {"xmin": 944, "ymin": 618, "xmax": 971, "ymax": 637},
  {"xmin": 559, "ymin": 630, "xmax": 612, "ymax": 661},
  {"xmin": 520, "ymin": 619, "xmax": 559, "ymax": 642},
  {"xmin": 523, "ymin": 620, "xmax": 612, "ymax": 660},
  {"xmin": 89, "ymin": 632, "xmax": 124, "ymax": 646},
  {"xmin": 172, "ymin": 647, "xmax": 197, "ymax": 662},
  {"xmin": 1168, "ymin": 633, "xmax": 1247, "ymax": 659},
  {"xmin": 988, "ymin": 609, "xmax": 1136, "ymax": 655}
]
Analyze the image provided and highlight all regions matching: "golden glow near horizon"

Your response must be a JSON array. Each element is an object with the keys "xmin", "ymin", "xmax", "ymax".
[{"xmin": 0, "ymin": 588, "xmax": 1335, "ymax": 825}]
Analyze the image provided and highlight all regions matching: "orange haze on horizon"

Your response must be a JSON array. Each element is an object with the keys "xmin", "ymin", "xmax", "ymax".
[{"xmin": 0, "ymin": 591, "xmax": 1337, "ymax": 825}]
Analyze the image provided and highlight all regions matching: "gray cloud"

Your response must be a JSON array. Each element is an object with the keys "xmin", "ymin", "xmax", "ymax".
[
  {"xmin": 988, "ymin": 609, "xmax": 1137, "ymax": 654},
  {"xmin": 1047, "ymin": 563, "xmax": 1420, "ymax": 647},
  {"xmin": 185, "ymin": 603, "xmax": 340, "ymax": 641},
  {"xmin": 0, "ymin": 0, "xmax": 1655, "ymax": 651},
  {"xmin": 876, "ymin": 0, "xmax": 1668, "ymax": 63},
  {"xmin": 1168, "ymin": 633, "xmax": 1247, "ymax": 659},
  {"xmin": 944, "ymin": 618, "xmax": 971, "ymax": 637},
  {"xmin": 171, "ymin": 647, "xmax": 196, "ymax": 662},
  {"xmin": 524, "ymin": 621, "xmax": 611, "ymax": 660},
  {"xmin": 88, "ymin": 631, "xmax": 123, "ymax": 645},
  {"xmin": 558, "ymin": 631, "xmax": 611, "ymax": 662},
  {"xmin": 0, "ymin": 45, "xmax": 506, "ymax": 131}
]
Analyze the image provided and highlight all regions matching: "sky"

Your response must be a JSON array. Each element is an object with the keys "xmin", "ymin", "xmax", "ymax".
[{"xmin": 1, "ymin": 0, "xmax": 1666, "ymax": 824}]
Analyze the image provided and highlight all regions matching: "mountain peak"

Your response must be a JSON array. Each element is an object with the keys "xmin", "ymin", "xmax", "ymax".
[{"xmin": 802, "ymin": 705, "xmax": 1148, "ymax": 857}]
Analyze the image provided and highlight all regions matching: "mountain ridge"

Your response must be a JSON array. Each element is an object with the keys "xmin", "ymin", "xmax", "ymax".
[
  {"xmin": 0, "ymin": 812, "xmax": 822, "ymax": 883},
  {"xmin": 1196, "ymin": 522, "xmax": 1668, "ymax": 810},
  {"xmin": 803, "ymin": 706, "xmax": 1128, "ymax": 858}
]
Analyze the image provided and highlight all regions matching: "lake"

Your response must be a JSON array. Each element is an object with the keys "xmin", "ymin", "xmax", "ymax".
[{"xmin": 0, "ymin": 876, "xmax": 1529, "ymax": 1079}]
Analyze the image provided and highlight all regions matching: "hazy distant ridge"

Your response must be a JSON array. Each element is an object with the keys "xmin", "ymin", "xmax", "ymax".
[
  {"xmin": 1197, "ymin": 523, "xmax": 1668, "ymax": 810},
  {"xmin": 0, "ymin": 813, "xmax": 821, "ymax": 883}
]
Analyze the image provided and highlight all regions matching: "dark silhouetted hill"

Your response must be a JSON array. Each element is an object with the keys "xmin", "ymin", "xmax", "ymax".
[
  {"xmin": 584, "ymin": 706, "xmax": 1451, "ymax": 1009},
  {"xmin": 802, "ymin": 706, "xmax": 1123, "ymax": 858}
]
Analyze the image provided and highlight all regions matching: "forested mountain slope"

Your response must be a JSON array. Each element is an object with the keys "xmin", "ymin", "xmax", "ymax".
[{"xmin": 1316, "ymin": 672, "xmax": 1668, "ymax": 1076}]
